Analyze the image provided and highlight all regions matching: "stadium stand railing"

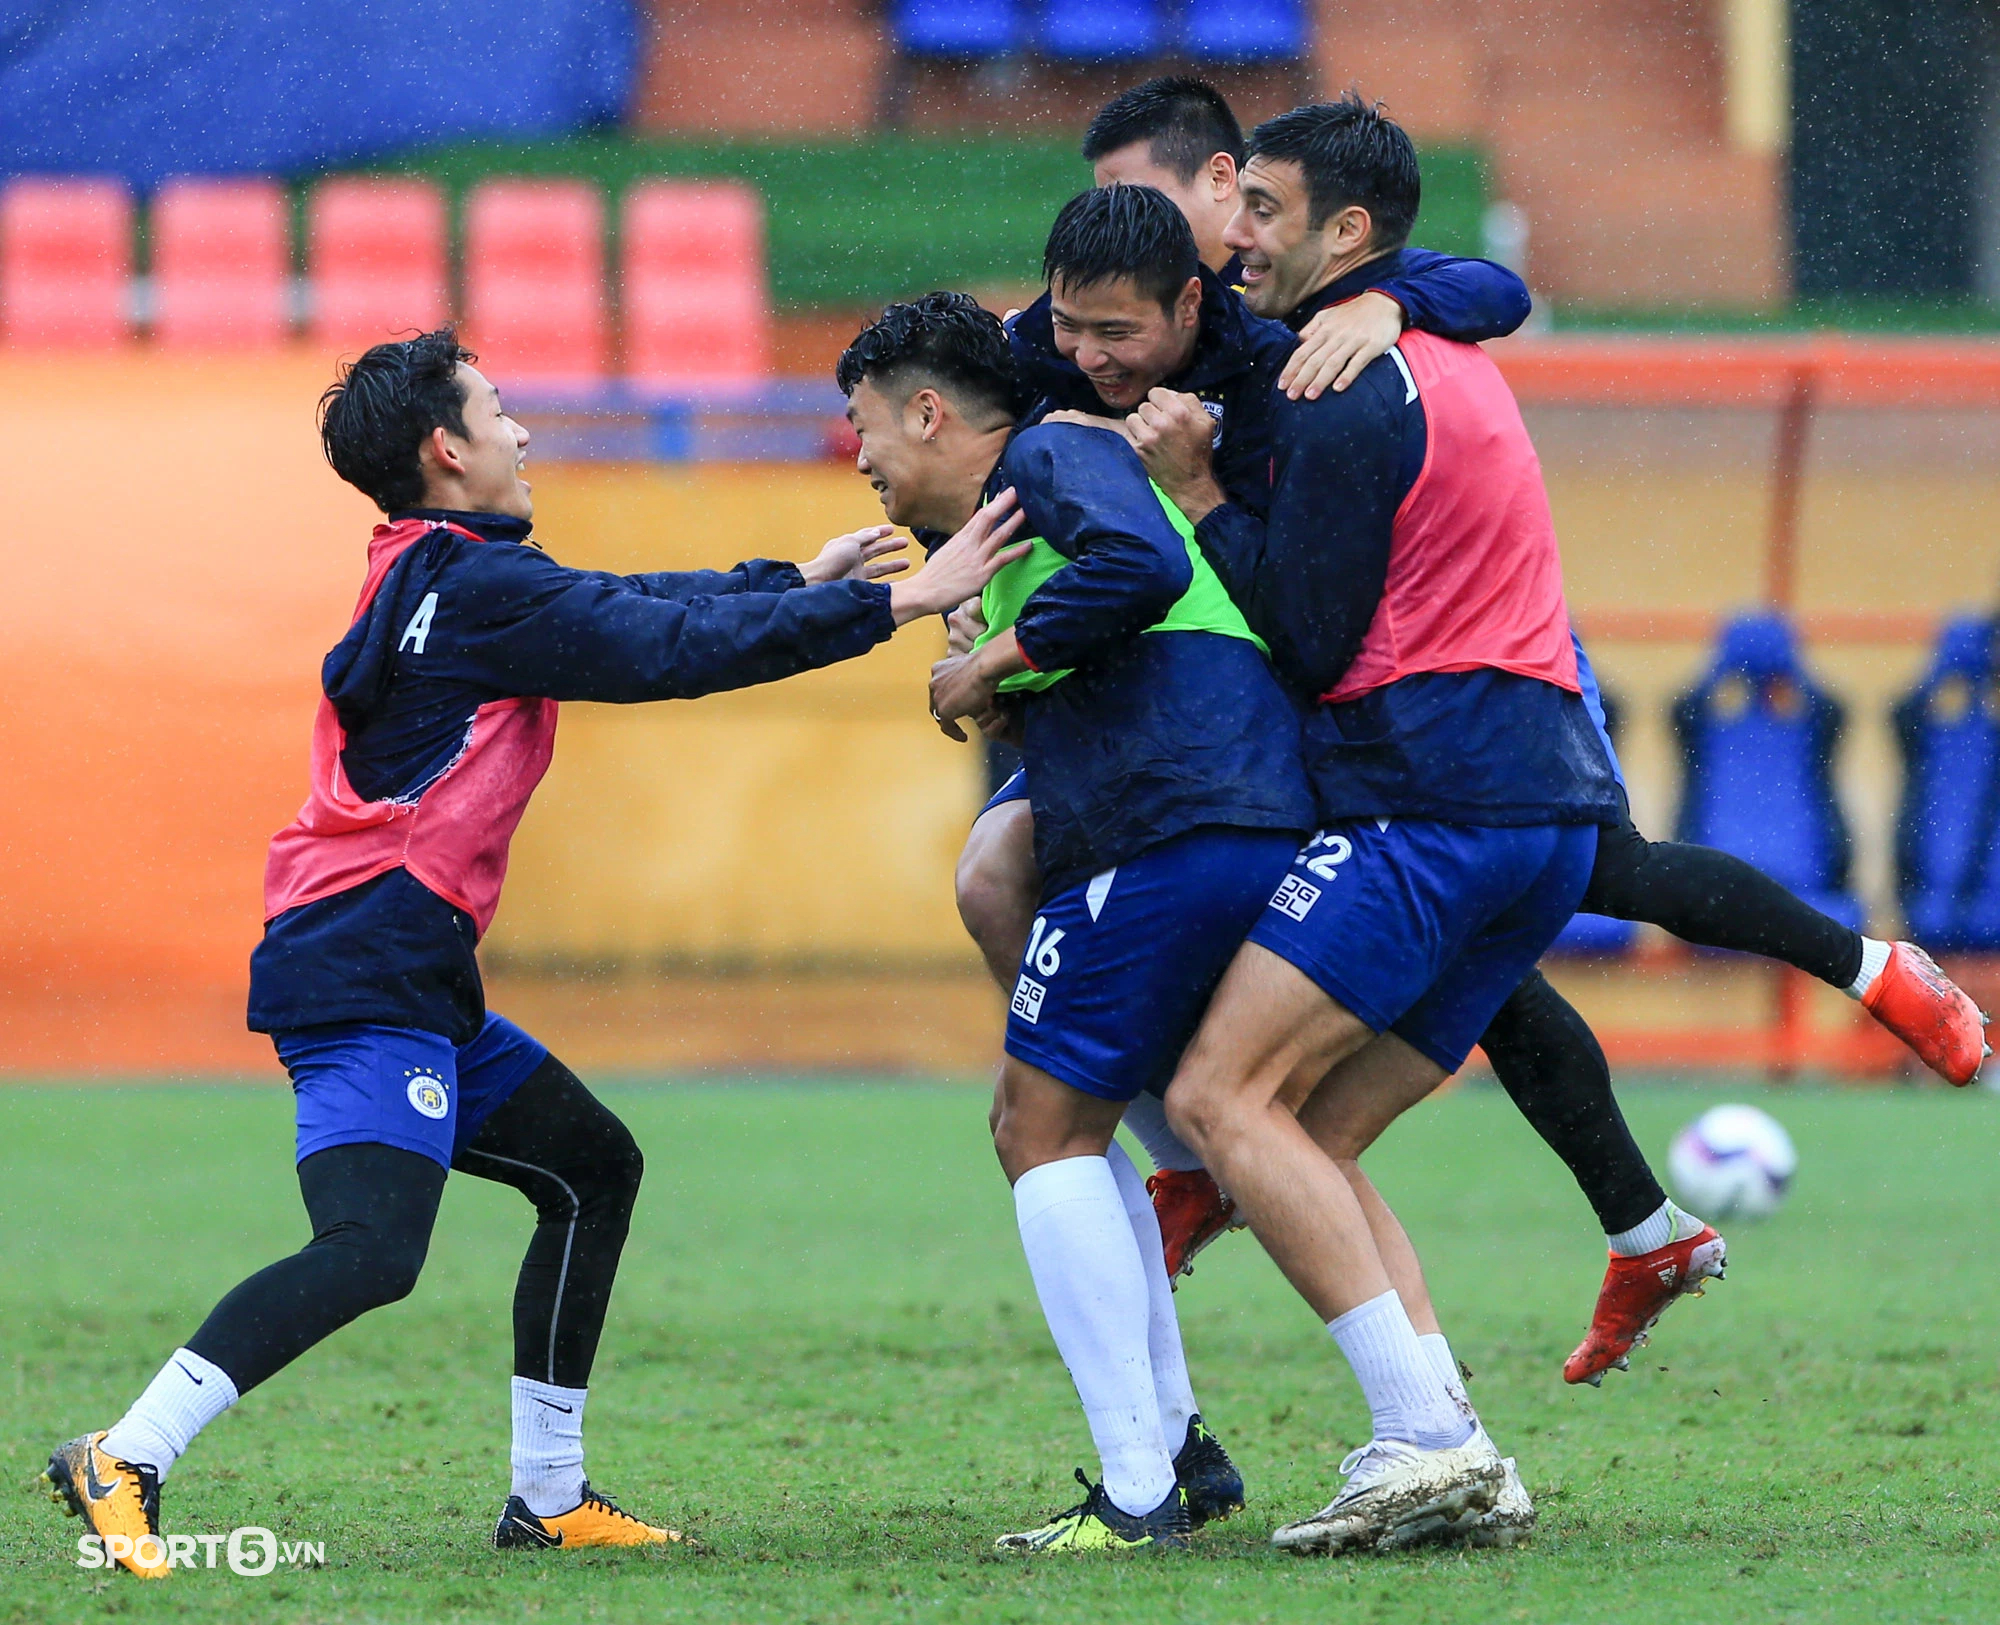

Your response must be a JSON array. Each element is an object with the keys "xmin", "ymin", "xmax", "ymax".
[
  {"xmin": 151, "ymin": 177, "xmax": 291, "ymax": 349},
  {"xmin": 0, "ymin": 176, "xmax": 132, "ymax": 347}
]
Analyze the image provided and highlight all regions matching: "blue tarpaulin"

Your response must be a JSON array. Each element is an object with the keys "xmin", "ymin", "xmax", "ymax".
[{"xmin": 0, "ymin": 1, "xmax": 640, "ymax": 187}]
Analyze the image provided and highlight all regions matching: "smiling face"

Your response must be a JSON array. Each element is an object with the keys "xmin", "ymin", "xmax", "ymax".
[
  {"xmin": 422, "ymin": 364, "xmax": 533, "ymax": 519},
  {"xmin": 1220, "ymin": 156, "xmax": 1334, "ymax": 321},
  {"xmin": 1048, "ymin": 271, "xmax": 1203, "ymax": 410},
  {"xmin": 846, "ymin": 375, "xmax": 948, "ymax": 530}
]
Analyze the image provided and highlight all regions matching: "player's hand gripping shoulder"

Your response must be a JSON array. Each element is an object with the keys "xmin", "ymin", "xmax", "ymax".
[
  {"xmin": 1278, "ymin": 290, "xmax": 1406, "ymax": 401},
  {"xmin": 886, "ymin": 488, "xmax": 1028, "ymax": 627},
  {"xmin": 798, "ymin": 524, "xmax": 910, "ymax": 585},
  {"xmin": 1044, "ymin": 393, "xmax": 1226, "ymax": 525}
]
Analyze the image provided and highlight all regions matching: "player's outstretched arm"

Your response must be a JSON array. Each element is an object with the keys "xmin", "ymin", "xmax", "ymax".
[{"xmin": 435, "ymin": 495, "xmax": 1023, "ymax": 705}]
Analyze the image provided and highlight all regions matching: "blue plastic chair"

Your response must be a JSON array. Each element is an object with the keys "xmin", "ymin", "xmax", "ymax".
[
  {"xmin": 1181, "ymin": 0, "xmax": 1307, "ymax": 62},
  {"xmin": 1894, "ymin": 615, "xmax": 2000, "ymax": 949},
  {"xmin": 1035, "ymin": 0, "xmax": 1164, "ymax": 61},
  {"xmin": 892, "ymin": 0, "xmax": 1025, "ymax": 57},
  {"xmin": 1671, "ymin": 612, "xmax": 1863, "ymax": 931}
]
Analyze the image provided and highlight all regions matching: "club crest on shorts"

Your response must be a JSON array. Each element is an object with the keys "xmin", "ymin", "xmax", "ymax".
[
  {"xmin": 1270, "ymin": 874, "xmax": 1321, "ymax": 921},
  {"xmin": 404, "ymin": 1070, "xmax": 449, "ymax": 1119}
]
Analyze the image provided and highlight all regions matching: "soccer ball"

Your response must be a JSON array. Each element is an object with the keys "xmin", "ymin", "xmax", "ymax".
[{"xmin": 1667, "ymin": 1104, "xmax": 1797, "ymax": 1219}]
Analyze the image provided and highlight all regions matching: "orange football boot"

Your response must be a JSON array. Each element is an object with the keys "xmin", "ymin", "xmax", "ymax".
[
  {"xmin": 44, "ymin": 1432, "xmax": 170, "ymax": 1578},
  {"xmin": 1147, "ymin": 1168, "xmax": 1240, "ymax": 1283},
  {"xmin": 1862, "ymin": 942, "xmax": 1989, "ymax": 1086},
  {"xmin": 1564, "ymin": 1225, "xmax": 1728, "ymax": 1386},
  {"xmin": 493, "ymin": 1484, "xmax": 684, "ymax": 1550}
]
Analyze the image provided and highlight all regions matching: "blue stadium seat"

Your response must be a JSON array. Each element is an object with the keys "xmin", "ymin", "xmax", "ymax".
[
  {"xmin": 1671, "ymin": 612, "xmax": 1864, "ymax": 932},
  {"xmin": 1181, "ymin": 0, "xmax": 1308, "ymax": 62},
  {"xmin": 1894, "ymin": 615, "xmax": 2000, "ymax": 949},
  {"xmin": 1035, "ymin": 0, "xmax": 1164, "ymax": 61},
  {"xmin": 892, "ymin": 0, "xmax": 1025, "ymax": 57}
]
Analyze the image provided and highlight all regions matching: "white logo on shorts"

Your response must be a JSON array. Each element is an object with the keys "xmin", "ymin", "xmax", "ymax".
[
  {"xmin": 1270, "ymin": 875, "xmax": 1321, "ymax": 921},
  {"xmin": 404, "ymin": 1072, "xmax": 449, "ymax": 1119},
  {"xmin": 1011, "ymin": 975, "xmax": 1047, "ymax": 1024}
]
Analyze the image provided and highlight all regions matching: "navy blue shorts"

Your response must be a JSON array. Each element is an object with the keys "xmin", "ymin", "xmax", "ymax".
[
  {"xmin": 1247, "ymin": 819, "xmax": 1598, "ymax": 1074},
  {"xmin": 980, "ymin": 767, "xmax": 1030, "ymax": 820},
  {"xmin": 1005, "ymin": 825, "xmax": 1301, "ymax": 1102},
  {"xmin": 275, "ymin": 1014, "xmax": 549, "ymax": 1170}
]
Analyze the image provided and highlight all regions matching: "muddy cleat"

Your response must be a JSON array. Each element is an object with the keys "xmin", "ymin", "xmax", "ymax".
[
  {"xmin": 43, "ymin": 1432, "xmax": 169, "ymax": 1579},
  {"xmin": 1148, "ymin": 1167, "xmax": 1241, "ymax": 1282},
  {"xmin": 1565, "ymin": 1223, "xmax": 1728, "ymax": 1386},
  {"xmin": 1173, "ymin": 1414, "xmax": 1244, "ymax": 1529},
  {"xmin": 994, "ymin": 1469, "xmax": 1191, "ymax": 1553},
  {"xmin": 1464, "ymin": 1455, "xmax": 1536, "ymax": 1548},
  {"xmin": 1271, "ymin": 1436, "xmax": 1504, "ymax": 1557},
  {"xmin": 1862, "ymin": 942, "xmax": 1989, "ymax": 1087},
  {"xmin": 493, "ymin": 1484, "xmax": 684, "ymax": 1549}
]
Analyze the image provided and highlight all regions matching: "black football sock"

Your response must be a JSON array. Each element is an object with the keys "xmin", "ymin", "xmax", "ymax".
[
  {"xmin": 454, "ymin": 1054, "xmax": 644, "ymax": 1389},
  {"xmin": 1479, "ymin": 971, "xmax": 1667, "ymax": 1238}
]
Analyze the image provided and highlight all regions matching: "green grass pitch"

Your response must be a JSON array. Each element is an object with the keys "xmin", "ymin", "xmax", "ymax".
[{"xmin": 3, "ymin": 1075, "xmax": 1997, "ymax": 1623}]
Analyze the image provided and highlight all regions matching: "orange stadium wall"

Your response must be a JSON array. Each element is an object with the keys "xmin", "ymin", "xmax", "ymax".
[{"xmin": 6, "ymin": 349, "xmax": 2000, "ymax": 1076}]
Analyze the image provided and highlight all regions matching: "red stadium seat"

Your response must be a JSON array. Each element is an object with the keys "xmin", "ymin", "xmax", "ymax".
[
  {"xmin": 623, "ymin": 181, "xmax": 772, "ymax": 388},
  {"xmin": 0, "ymin": 177, "xmax": 134, "ymax": 347},
  {"xmin": 464, "ymin": 179, "xmax": 607, "ymax": 384},
  {"xmin": 152, "ymin": 178, "xmax": 291, "ymax": 349},
  {"xmin": 309, "ymin": 178, "xmax": 449, "ymax": 350}
]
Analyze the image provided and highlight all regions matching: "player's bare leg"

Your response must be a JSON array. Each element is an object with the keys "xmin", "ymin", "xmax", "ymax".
[
  {"xmin": 1164, "ymin": 945, "xmax": 1501, "ymax": 1554},
  {"xmin": 956, "ymin": 800, "xmax": 1038, "ymax": 989}
]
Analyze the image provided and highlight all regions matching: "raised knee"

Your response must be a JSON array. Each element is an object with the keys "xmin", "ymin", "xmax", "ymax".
[{"xmin": 366, "ymin": 1237, "xmax": 428, "ymax": 1307}]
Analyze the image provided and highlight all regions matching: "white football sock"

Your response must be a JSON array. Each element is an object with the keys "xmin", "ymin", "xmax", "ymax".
[
  {"xmin": 1846, "ymin": 936, "xmax": 1893, "ymax": 1000},
  {"xmin": 100, "ymin": 1348, "xmax": 239, "ymax": 1480},
  {"xmin": 1417, "ymin": 1332, "xmax": 1471, "ymax": 1411},
  {"xmin": 1606, "ymin": 1198, "xmax": 1704, "ymax": 1256},
  {"xmin": 1014, "ymin": 1156, "xmax": 1178, "ymax": 1517},
  {"xmin": 1120, "ymin": 1092, "xmax": 1206, "ymax": 1174},
  {"xmin": 1105, "ymin": 1138, "xmax": 1198, "ymax": 1453},
  {"xmin": 1327, "ymin": 1290, "xmax": 1474, "ymax": 1451},
  {"xmin": 510, "ymin": 1377, "xmax": 588, "ymax": 1517}
]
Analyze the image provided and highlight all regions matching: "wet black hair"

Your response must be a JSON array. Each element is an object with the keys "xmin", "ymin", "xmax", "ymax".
[
  {"xmin": 1082, "ymin": 76, "xmax": 1245, "ymax": 179},
  {"xmin": 318, "ymin": 327, "xmax": 475, "ymax": 513},
  {"xmin": 1248, "ymin": 93, "xmax": 1421, "ymax": 250},
  {"xmin": 835, "ymin": 291, "xmax": 1020, "ymax": 426},
  {"xmin": 1042, "ymin": 185, "xmax": 1200, "ymax": 314}
]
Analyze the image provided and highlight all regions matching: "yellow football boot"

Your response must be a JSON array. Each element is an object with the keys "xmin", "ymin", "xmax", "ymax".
[
  {"xmin": 995, "ymin": 1470, "xmax": 1191, "ymax": 1553},
  {"xmin": 492, "ymin": 1483, "xmax": 684, "ymax": 1549},
  {"xmin": 44, "ymin": 1432, "xmax": 170, "ymax": 1579}
]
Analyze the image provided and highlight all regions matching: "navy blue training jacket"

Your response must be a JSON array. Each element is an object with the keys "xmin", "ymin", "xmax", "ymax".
[
  {"xmin": 249, "ymin": 510, "xmax": 896, "ymax": 1042},
  {"xmin": 994, "ymin": 425, "xmax": 1313, "ymax": 892},
  {"xmin": 1008, "ymin": 249, "xmax": 1532, "ymax": 520},
  {"xmin": 1190, "ymin": 264, "xmax": 1620, "ymax": 828}
]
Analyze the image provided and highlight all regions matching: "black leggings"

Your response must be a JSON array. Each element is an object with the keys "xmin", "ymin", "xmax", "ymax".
[
  {"xmin": 1583, "ymin": 791, "xmax": 1863, "ymax": 988},
  {"xmin": 185, "ymin": 1054, "xmax": 642, "ymax": 1396},
  {"xmin": 1478, "ymin": 797, "xmax": 1863, "ymax": 1236}
]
